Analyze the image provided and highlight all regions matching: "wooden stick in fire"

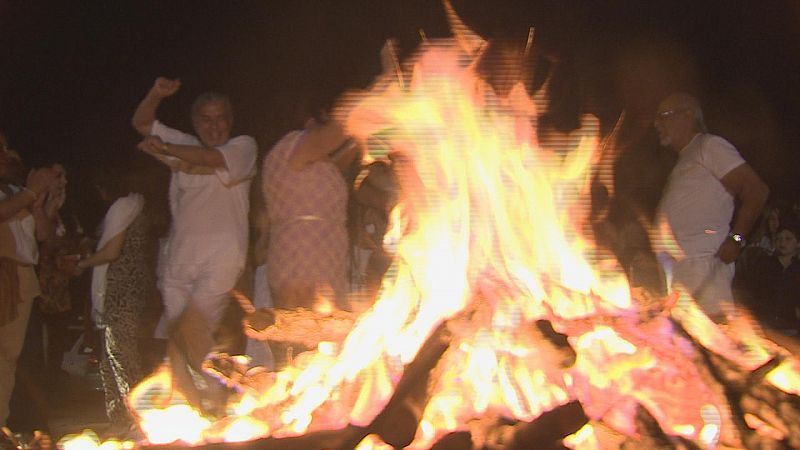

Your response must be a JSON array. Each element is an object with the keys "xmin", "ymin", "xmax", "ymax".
[{"xmin": 232, "ymin": 289, "xmax": 358, "ymax": 348}]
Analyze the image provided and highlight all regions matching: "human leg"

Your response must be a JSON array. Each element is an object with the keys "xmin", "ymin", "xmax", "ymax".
[
  {"xmin": 0, "ymin": 266, "xmax": 37, "ymax": 426},
  {"xmin": 8, "ymin": 297, "xmax": 49, "ymax": 431},
  {"xmin": 152, "ymin": 264, "xmax": 193, "ymax": 340},
  {"xmin": 42, "ymin": 309, "xmax": 71, "ymax": 380},
  {"xmin": 101, "ymin": 318, "xmax": 143, "ymax": 425},
  {"xmin": 673, "ymin": 256, "xmax": 735, "ymax": 321},
  {"xmin": 166, "ymin": 260, "xmax": 241, "ymax": 413}
]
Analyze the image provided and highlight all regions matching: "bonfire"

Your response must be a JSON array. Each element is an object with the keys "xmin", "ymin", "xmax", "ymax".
[{"xmin": 58, "ymin": 3, "xmax": 800, "ymax": 449}]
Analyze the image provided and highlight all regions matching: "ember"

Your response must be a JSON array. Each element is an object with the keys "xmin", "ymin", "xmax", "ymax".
[{"xmin": 57, "ymin": 2, "xmax": 800, "ymax": 450}]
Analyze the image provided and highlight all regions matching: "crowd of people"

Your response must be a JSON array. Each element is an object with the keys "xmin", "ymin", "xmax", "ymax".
[
  {"xmin": 0, "ymin": 75, "xmax": 399, "ymax": 440},
  {"xmin": 1, "ymin": 73, "xmax": 798, "ymax": 443},
  {"xmin": 735, "ymin": 201, "xmax": 800, "ymax": 335},
  {"xmin": 0, "ymin": 138, "xmax": 163, "ymax": 438}
]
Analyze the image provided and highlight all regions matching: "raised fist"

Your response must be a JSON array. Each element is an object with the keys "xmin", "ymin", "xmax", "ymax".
[{"xmin": 151, "ymin": 77, "xmax": 181, "ymax": 98}]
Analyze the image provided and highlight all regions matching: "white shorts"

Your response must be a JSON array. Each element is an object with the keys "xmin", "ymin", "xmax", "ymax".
[{"xmin": 672, "ymin": 255, "xmax": 734, "ymax": 316}]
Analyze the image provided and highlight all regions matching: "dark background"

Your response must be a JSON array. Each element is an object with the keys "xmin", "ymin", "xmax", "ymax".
[{"xmin": 1, "ymin": 0, "xmax": 798, "ymax": 225}]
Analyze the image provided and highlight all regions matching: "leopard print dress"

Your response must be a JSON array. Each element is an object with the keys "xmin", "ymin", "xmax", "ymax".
[{"xmin": 100, "ymin": 210, "xmax": 155, "ymax": 425}]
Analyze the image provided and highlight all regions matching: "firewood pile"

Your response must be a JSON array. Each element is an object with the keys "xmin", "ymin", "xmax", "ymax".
[{"xmin": 172, "ymin": 287, "xmax": 800, "ymax": 450}]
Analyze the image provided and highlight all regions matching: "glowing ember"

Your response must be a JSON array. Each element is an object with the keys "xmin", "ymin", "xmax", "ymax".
[
  {"xmin": 562, "ymin": 423, "xmax": 601, "ymax": 450},
  {"xmin": 58, "ymin": 430, "xmax": 133, "ymax": 450},
  {"xmin": 767, "ymin": 358, "xmax": 800, "ymax": 395},
  {"xmin": 60, "ymin": 3, "xmax": 800, "ymax": 449},
  {"xmin": 355, "ymin": 434, "xmax": 393, "ymax": 450}
]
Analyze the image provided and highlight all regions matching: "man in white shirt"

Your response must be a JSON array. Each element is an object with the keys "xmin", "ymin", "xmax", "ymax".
[
  {"xmin": 654, "ymin": 93, "xmax": 769, "ymax": 322},
  {"xmin": 0, "ymin": 141, "xmax": 57, "ymax": 426},
  {"xmin": 132, "ymin": 78, "xmax": 257, "ymax": 407}
]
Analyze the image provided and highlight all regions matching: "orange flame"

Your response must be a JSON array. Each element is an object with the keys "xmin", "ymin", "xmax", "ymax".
[{"xmin": 61, "ymin": 10, "xmax": 800, "ymax": 450}]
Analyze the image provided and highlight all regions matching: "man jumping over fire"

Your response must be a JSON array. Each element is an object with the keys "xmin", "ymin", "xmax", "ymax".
[{"xmin": 132, "ymin": 77, "xmax": 257, "ymax": 410}]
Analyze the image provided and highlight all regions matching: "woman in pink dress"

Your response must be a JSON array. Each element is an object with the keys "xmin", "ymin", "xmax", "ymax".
[{"xmin": 262, "ymin": 110, "xmax": 360, "ymax": 311}]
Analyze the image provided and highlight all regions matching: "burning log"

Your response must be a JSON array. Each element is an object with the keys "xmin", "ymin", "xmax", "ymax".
[
  {"xmin": 369, "ymin": 323, "xmax": 451, "ymax": 447},
  {"xmin": 359, "ymin": 285, "xmax": 581, "ymax": 449},
  {"xmin": 139, "ymin": 426, "xmax": 369, "ymax": 450},
  {"xmin": 165, "ymin": 288, "xmax": 800, "ymax": 450},
  {"xmin": 675, "ymin": 319, "xmax": 800, "ymax": 449},
  {"xmin": 243, "ymin": 307, "xmax": 358, "ymax": 348},
  {"xmin": 619, "ymin": 405, "xmax": 700, "ymax": 450},
  {"xmin": 737, "ymin": 362, "xmax": 800, "ymax": 448},
  {"xmin": 58, "ymin": 4, "xmax": 800, "ymax": 448},
  {"xmin": 428, "ymin": 431, "xmax": 474, "ymax": 450},
  {"xmin": 504, "ymin": 401, "xmax": 588, "ymax": 450}
]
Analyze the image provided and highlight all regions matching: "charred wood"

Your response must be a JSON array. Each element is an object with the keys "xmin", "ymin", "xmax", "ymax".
[
  {"xmin": 243, "ymin": 307, "xmax": 358, "ymax": 348},
  {"xmin": 139, "ymin": 425, "xmax": 367, "ymax": 450},
  {"xmin": 505, "ymin": 401, "xmax": 586, "ymax": 450},
  {"xmin": 428, "ymin": 431, "xmax": 474, "ymax": 450},
  {"xmin": 369, "ymin": 323, "xmax": 451, "ymax": 448},
  {"xmin": 671, "ymin": 319, "xmax": 800, "ymax": 449},
  {"xmin": 617, "ymin": 404, "xmax": 701, "ymax": 450},
  {"xmin": 534, "ymin": 320, "xmax": 576, "ymax": 368}
]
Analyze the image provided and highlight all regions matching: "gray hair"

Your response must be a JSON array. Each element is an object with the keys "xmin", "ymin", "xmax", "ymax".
[
  {"xmin": 668, "ymin": 92, "xmax": 708, "ymax": 133},
  {"xmin": 191, "ymin": 91, "xmax": 233, "ymax": 120}
]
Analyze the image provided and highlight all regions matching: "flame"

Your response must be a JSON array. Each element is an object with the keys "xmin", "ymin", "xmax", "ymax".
[
  {"xmin": 766, "ymin": 357, "xmax": 800, "ymax": 395},
  {"xmin": 743, "ymin": 413, "xmax": 786, "ymax": 441},
  {"xmin": 57, "ymin": 431, "xmax": 135, "ymax": 450},
  {"xmin": 61, "ymin": 7, "xmax": 800, "ymax": 449},
  {"xmin": 563, "ymin": 423, "xmax": 601, "ymax": 449},
  {"xmin": 355, "ymin": 434, "xmax": 394, "ymax": 450},
  {"xmin": 138, "ymin": 405, "xmax": 210, "ymax": 445}
]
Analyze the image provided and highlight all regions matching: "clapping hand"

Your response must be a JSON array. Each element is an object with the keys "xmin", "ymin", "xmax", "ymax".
[
  {"xmin": 25, "ymin": 167, "xmax": 58, "ymax": 201},
  {"xmin": 44, "ymin": 185, "xmax": 66, "ymax": 217}
]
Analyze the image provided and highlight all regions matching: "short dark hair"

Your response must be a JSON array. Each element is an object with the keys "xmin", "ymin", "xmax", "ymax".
[{"xmin": 777, "ymin": 216, "xmax": 800, "ymax": 240}]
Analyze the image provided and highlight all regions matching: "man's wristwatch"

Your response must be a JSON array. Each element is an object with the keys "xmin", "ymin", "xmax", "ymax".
[{"xmin": 728, "ymin": 232, "xmax": 746, "ymax": 247}]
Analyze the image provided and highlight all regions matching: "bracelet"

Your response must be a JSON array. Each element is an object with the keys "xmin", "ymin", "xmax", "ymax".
[{"xmin": 22, "ymin": 187, "xmax": 37, "ymax": 200}]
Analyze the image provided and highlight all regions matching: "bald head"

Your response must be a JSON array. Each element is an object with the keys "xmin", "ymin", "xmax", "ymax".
[
  {"xmin": 664, "ymin": 93, "xmax": 707, "ymax": 131},
  {"xmin": 654, "ymin": 92, "xmax": 707, "ymax": 151}
]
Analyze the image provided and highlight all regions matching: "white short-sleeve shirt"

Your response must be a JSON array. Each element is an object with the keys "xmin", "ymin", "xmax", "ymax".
[
  {"xmin": 151, "ymin": 120, "xmax": 257, "ymax": 266},
  {"xmin": 657, "ymin": 133, "xmax": 745, "ymax": 258}
]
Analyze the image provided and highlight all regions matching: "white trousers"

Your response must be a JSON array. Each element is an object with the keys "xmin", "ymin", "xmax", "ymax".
[
  {"xmin": 672, "ymin": 255, "xmax": 735, "ymax": 317},
  {"xmin": 154, "ymin": 257, "xmax": 243, "ymax": 339}
]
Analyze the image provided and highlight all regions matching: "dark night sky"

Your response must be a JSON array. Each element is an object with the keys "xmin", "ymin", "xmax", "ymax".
[{"xmin": 1, "ymin": 0, "xmax": 799, "ymax": 218}]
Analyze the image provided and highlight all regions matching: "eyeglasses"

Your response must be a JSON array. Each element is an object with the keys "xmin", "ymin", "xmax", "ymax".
[{"xmin": 655, "ymin": 108, "xmax": 689, "ymax": 121}]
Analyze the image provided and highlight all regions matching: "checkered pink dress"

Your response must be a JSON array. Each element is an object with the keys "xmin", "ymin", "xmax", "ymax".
[{"xmin": 262, "ymin": 130, "xmax": 348, "ymax": 309}]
